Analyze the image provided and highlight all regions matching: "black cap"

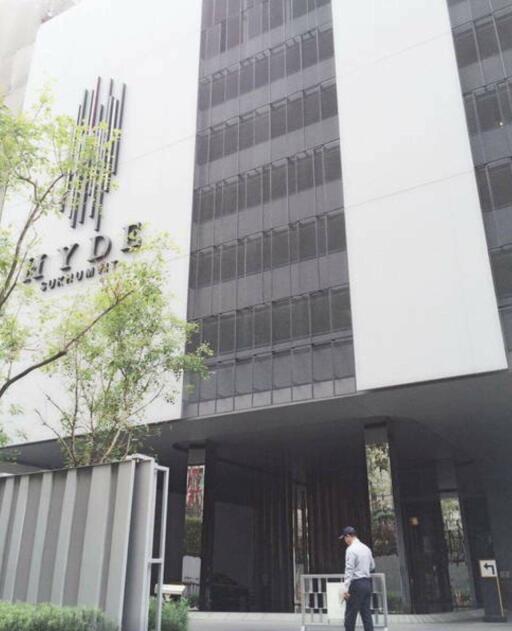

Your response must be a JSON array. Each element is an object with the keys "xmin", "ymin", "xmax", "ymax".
[{"xmin": 339, "ymin": 526, "xmax": 357, "ymax": 539}]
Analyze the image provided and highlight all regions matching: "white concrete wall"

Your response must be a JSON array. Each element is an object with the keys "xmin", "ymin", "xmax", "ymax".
[
  {"xmin": 3, "ymin": 0, "xmax": 202, "ymax": 441},
  {"xmin": 332, "ymin": 0, "xmax": 508, "ymax": 390}
]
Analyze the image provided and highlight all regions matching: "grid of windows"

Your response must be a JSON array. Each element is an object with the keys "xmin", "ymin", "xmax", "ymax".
[
  {"xmin": 187, "ymin": 0, "xmax": 353, "ymax": 413},
  {"xmin": 190, "ymin": 286, "xmax": 350, "ymax": 354},
  {"xmin": 190, "ymin": 210, "xmax": 345, "ymax": 288},
  {"xmin": 193, "ymin": 141, "xmax": 341, "ymax": 225},
  {"xmin": 196, "ymin": 79, "xmax": 338, "ymax": 164},
  {"xmin": 449, "ymin": 0, "xmax": 512, "ymax": 342},
  {"xmin": 200, "ymin": 0, "xmax": 331, "ymax": 60},
  {"xmin": 199, "ymin": 25, "xmax": 334, "ymax": 111},
  {"xmin": 186, "ymin": 337, "xmax": 354, "ymax": 404}
]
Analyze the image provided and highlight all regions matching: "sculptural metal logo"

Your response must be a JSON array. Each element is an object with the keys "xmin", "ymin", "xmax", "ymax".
[{"xmin": 61, "ymin": 77, "xmax": 126, "ymax": 232}]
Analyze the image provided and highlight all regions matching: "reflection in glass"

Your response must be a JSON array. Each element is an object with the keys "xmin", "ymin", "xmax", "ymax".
[
  {"xmin": 182, "ymin": 464, "xmax": 206, "ymax": 603},
  {"xmin": 440, "ymin": 495, "xmax": 472, "ymax": 609},
  {"xmin": 293, "ymin": 484, "xmax": 310, "ymax": 611},
  {"xmin": 365, "ymin": 427, "xmax": 403, "ymax": 612}
]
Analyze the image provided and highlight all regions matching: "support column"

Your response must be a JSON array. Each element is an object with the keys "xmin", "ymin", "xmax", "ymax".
[
  {"xmin": 181, "ymin": 444, "xmax": 217, "ymax": 611},
  {"xmin": 364, "ymin": 423, "xmax": 412, "ymax": 613}
]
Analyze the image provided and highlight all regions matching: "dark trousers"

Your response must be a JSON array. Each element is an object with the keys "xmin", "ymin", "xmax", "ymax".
[{"xmin": 344, "ymin": 578, "xmax": 374, "ymax": 631}]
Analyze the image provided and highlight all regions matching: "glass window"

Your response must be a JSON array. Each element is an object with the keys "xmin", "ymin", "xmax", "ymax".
[
  {"xmin": 272, "ymin": 299, "xmax": 291, "ymax": 342},
  {"xmin": 272, "ymin": 227, "xmax": 290, "ymax": 267},
  {"xmin": 314, "ymin": 147, "xmax": 324, "ymax": 185},
  {"xmin": 475, "ymin": 90, "xmax": 503, "ymax": 131},
  {"xmin": 273, "ymin": 350, "xmax": 292, "ymax": 388},
  {"xmin": 208, "ymin": 127, "xmax": 224, "ymax": 162},
  {"xmin": 239, "ymin": 113, "xmax": 255, "ymax": 150},
  {"xmin": 235, "ymin": 359, "xmax": 253, "ymax": 395},
  {"xmin": 219, "ymin": 314, "xmax": 235, "ymax": 353},
  {"xmin": 269, "ymin": 0, "xmax": 285, "ymax": 29},
  {"xmin": 238, "ymin": 176, "xmax": 247, "ymax": 211},
  {"xmin": 290, "ymin": 223, "xmax": 299, "ymax": 262},
  {"xmin": 263, "ymin": 232, "xmax": 272, "ymax": 270},
  {"xmin": 213, "ymin": 248, "xmax": 221, "ymax": 284},
  {"xmin": 331, "ymin": 288, "xmax": 351, "ymax": 331},
  {"xmin": 237, "ymin": 239, "xmax": 245, "ymax": 275},
  {"xmin": 292, "ymin": 346, "xmax": 312, "ymax": 385},
  {"xmin": 288, "ymin": 158, "xmax": 297, "ymax": 196},
  {"xmin": 227, "ymin": 14, "xmax": 241, "ymax": 48},
  {"xmin": 221, "ymin": 243, "xmax": 237, "ymax": 281},
  {"xmin": 196, "ymin": 133, "xmax": 209, "ymax": 165},
  {"xmin": 317, "ymin": 215, "xmax": 326, "ymax": 256},
  {"xmin": 215, "ymin": 0, "xmax": 228, "ymax": 23},
  {"xmin": 311, "ymin": 290, "xmax": 330, "ymax": 335},
  {"xmin": 254, "ymin": 305, "xmax": 271, "ymax": 346},
  {"xmin": 454, "ymin": 28, "xmax": 478, "ymax": 67},
  {"xmin": 200, "ymin": 188, "xmax": 215, "ymax": 223},
  {"xmin": 202, "ymin": 316, "xmax": 219, "ymax": 353},
  {"xmin": 212, "ymin": 73, "xmax": 225, "ymax": 107},
  {"xmin": 271, "ymin": 162, "xmax": 287, "ymax": 199},
  {"xmin": 292, "ymin": 0, "xmax": 307, "ymax": 18},
  {"xmin": 240, "ymin": 60, "xmax": 254, "ymax": 94},
  {"xmin": 464, "ymin": 95, "xmax": 478, "ymax": 135},
  {"xmin": 299, "ymin": 220, "xmax": 317, "ymax": 261},
  {"xmin": 286, "ymin": 39, "xmax": 301, "ymax": 76},
  {"xmin": 200, "ymin": 367, "xmax": 217, "ymax": 401},
  {"xmin": 498, "ymin": 82, "xmax": 512, "ymax": 123},
  {"xmin": 312, "ymin": 343, "xmax": 333, "ymax": 382},
  {"xmin": 217, "ymin": 362, "xmax": 235, "ymax": 397},
  {"xmin": 304, "ymin": 87, "xmax": 321, "ymax": 126},
  {"xmin": 246, "ymin": 235, "xmax": 263, "ymax": 274},
  {"xmin": 270, "ymin": 46, "xmax": 286, "ymax": 82},
  {"xmin": 247, "ymin": 170, "xmax": 262, "ymax": 207},
  {"xmin": 489, "ymin": 161, "xmax": 512, "ymax": 208},
  {"xmin": 223, "ymin": 179, "xmax": 238, "ymax": 216},
  {"xmin": 224, "ymin": 121, "xmax": 239, "ymax": 155},
  {"xmin": 324, "ymin": 143, "xmax": 342, "ymax": 181},
  {"xmin": 476, "ymin": 167, "xmax": 492, "ymax": 212},
  {"xmin": 199, "ymin": 80, "xmax": 211, "ymax": 111},
  {"xmin": 491, "ymin": 249, "xmax": 512, "ymax": 298},
  {"xmin": 254, "ymin": 108, "xmax": 270, "ymax": 144},
  {"xmin": 475, "ymin": 19, "xmax": 500, "ymax": 59},
  {"xmin": 318, "ymin": 26, "xmax": 334, "ymax": 61},
  {"xmin": 333, "ymin": 340, "xmax": 354, "ymax": 379},
  {"xmin": 271, "ymin": 101, "xmax": 287, "ymax": 138},
  {"xmin": 297, "ymin": 153, "xmax": 314, "ymax": 191},
  {"xmin": 214, "ymin": 185, "xmax": 223, "ymax": 219},
  {"xmin": 262, "ymin": 165, "xmax": 271, "ymax": 203},
  {"xmin": 321, "ymin": 82, "xmax": 338, "ymax": 119},
  {"xmin": 497, "ymin": 11, "xmax": 512, "ymax": 52},
  {"xmin": 247, "ymin": 4, "xmax": 261, "ymax": 38},
  {"xmin": 198, "ymin": 250, "xmax": 213, "ymax": 286},
  {"xmin": 287, "ymin": 94, "xmax": 304, "ymax": 133},
  {"xmin": 237, "ymin": 309, "xmax": 253, "ymax": 350},
  {"xmin": 226, "ymin": 68, "xmax": 239, "ymax": 100},
  {"xmin": 302, "ymin": 31, "xmax": 318, "ymax": 69},
  {"xmin": 254, "ymin": 354, "xmax": 272, "ymax": 391},
  {"xmin": 327, "ymin": 212, "xmax": 346, "ymax": 252},
  {"xmin": 255, "ymin": 53, "xmax": 269, "ymax": 88},
  {"xmin": 292, "ymin": 295, "xmax": 310, "ymax": 338}
]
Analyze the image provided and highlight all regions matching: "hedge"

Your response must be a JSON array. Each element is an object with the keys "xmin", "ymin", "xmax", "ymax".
[
  {"xmin": 0, "ymin": 602, "xmax": 117, "ymax": 631},
  {"xmin": 148, "ymin": 598, "xmax": 188, "ymax": 631}
]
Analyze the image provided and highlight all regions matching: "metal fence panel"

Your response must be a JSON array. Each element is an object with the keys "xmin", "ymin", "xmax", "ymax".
[
  {"xmin": 301, "ymin": 573, "xmax": 388, "ymax": 630},
  {"xmin": 0, "ymin": 457, "xmax": 165, "ymax": 631}
]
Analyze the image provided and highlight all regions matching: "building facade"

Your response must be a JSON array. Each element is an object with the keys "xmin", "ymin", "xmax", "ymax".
[{"xmin": 3, "ymin": 0, "xmax": 512, "ymax": 616}]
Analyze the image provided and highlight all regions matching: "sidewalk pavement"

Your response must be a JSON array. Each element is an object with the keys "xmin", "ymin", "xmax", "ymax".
[{"xmin": 190, "ymin": 621, "xmax": 511, "ymax": 631}]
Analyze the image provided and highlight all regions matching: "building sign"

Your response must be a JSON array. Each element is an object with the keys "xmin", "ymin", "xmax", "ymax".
[{"xmin": 23, "ymin": 78, "xmax": 141, "ymax": 292}]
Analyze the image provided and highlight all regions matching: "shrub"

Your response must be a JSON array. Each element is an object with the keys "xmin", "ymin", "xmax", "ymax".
[
  {"xmin": 148, "ymin": 598, "xmax": 188, "ymax": 631},
  {"xmin": 0, "ymin": 602, "xmax": 117, "ymax": 631}
]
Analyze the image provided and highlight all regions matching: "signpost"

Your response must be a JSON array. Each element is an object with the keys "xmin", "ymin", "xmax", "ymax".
[{"xmin": 479, "ymin": 560, "xmax": 507, "ymax": 623}]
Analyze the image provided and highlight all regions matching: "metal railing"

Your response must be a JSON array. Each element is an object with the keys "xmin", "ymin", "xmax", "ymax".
[{"xmin": 301, "ymin": 573, "xmax": 388, "ymax": 630}]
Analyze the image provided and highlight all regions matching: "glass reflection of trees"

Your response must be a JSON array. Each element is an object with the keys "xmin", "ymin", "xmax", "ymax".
[{"xmin": 366, "ymin": 442, "xmax": 398, "ymax": 557}]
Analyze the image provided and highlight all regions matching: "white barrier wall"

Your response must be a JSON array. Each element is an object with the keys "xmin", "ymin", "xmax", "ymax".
[
  {"xmin": 3, "ymin": 0, "xmax": 202, "ymax": 441},
  {"xmin": 332, "ymin": 0, "xmax": 508, "ymax": 390}
]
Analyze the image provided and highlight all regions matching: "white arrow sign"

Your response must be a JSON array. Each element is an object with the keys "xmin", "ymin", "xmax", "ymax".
[{"xmin": 480, "ymin": 559, "xmax": 498, "ymax": 578}]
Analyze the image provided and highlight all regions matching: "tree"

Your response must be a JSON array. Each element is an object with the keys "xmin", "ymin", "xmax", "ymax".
[
  {"xmin": 36, "ymin": 242, "xmax": 209, "ymax": 467},
  {"xmin": 0, "ymin": 94, "xmax": 209, "ymax": 457},
  {"xmin": 0, "ymin": 92, "xmax": 129, "ymax": 405}
]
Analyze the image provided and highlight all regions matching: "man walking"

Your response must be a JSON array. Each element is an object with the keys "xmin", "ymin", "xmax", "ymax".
[{"xmin": 339, "ymin": 526, "xmax": 375, "ymax": 631}]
